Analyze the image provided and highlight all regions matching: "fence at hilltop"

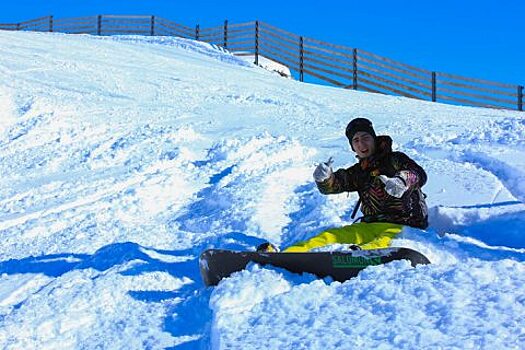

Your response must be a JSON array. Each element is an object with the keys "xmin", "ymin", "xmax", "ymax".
[{"xmin": 1, "ymin": 15, "xmax": 522, "ymax": 112}]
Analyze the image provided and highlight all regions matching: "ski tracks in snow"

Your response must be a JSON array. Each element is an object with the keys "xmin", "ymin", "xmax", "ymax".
[
  {"xmin": 171, "ymin": 133, "xmax": 318, "ymax": 247},
  {"xmin": 460, "ymin": 150, "xmax": 525, "ymax": 203},
  {"xmin": 404, "ymin": 115, "xmax": 525, "ymax": 258},
  {"xmin": 0, "ymin": 118, "xmax": 210, "ymax": 254}
]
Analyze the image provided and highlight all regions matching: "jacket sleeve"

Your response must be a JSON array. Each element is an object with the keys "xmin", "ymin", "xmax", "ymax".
[
  {"xmin": 390, "ymin": 152, "xmax": 427, "ymax": 188},
  {"xmin": 316, "ymin": 164, "xmax": 361, "ymax": 194}
]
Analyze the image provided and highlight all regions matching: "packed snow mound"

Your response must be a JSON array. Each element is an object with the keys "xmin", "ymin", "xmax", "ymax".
[
  {"xmin": 105, "ymin": 35, "xmax": 252, "ymax": 68},
  {"xmin": 0, "ymin": 29, "xmax": 524, "ymax": 349},
  {"xmin": 211, "ymin": 259, "xmax": 525, "ymax": 349},
  {"xmin": 451, "ymin": 117, "xmax": 525, "ymax": 146}
]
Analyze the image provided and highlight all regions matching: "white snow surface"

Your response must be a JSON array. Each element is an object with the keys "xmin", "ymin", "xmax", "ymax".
[{"xmin": 0, "ymin": 30, "xmax": 524, "ymax": 349}]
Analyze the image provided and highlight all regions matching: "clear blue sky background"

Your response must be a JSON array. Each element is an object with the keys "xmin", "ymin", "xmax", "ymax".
[{"xmin": 1, "ymin": 0, "xmax": 523, "ymax": 85}]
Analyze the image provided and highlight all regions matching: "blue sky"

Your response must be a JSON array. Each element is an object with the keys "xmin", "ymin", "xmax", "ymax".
[{"xmin": 1, "ymin": 0, "xmax": 523, "ymax": 85}]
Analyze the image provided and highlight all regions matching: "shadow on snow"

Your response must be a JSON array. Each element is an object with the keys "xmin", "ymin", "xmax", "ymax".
[
  {"xmin": 429, "ymin": 201, "xmax": 525, "ymax": 261},
  {"xmin": 0, "ymin": 233, "xmax": 260, "ymax": 350}
]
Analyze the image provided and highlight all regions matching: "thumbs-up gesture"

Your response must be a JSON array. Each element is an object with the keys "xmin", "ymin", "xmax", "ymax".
[
  {"xmin": 378, "ymin": 175, "xmax": 408, "ymax": 198},
  {"xmin": 313, "ymin": 157, "xmax": 334, "ymax": 182}
]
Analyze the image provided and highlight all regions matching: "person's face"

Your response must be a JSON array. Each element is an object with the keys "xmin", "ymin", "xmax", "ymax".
[{"xmin": 351, "ymin": 131, "xmax": 376, "ymax": 158}]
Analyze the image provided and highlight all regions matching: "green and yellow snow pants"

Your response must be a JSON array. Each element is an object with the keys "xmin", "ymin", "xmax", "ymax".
[{"xmin": 283, "ymin": 222, "xmax": 403, "ymax": 253}]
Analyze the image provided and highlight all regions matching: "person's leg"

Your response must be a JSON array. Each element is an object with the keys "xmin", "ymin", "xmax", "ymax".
[{"xmin": 283, "ymin": 222, "xmax": 403, "ymax": 252}]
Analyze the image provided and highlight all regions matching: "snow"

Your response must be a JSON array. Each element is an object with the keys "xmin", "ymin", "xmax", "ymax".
[
  {"xmin": 0, "ymin": 29, "xmax": 524, "ymax": 349},
  {"xmin": 237, "ymin": 53, "xmax": 292, "ymax": 78}
]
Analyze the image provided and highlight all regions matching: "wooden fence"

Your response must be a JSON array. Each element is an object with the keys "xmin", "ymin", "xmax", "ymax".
[{"xmin": 1, "ymin": 15, "xmax": 522, "ymax": 111}]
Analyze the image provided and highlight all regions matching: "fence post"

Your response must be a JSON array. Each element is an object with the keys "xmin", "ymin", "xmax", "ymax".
[
  {"xmin": 97, "ymin": 15, "xmax": 102, "ymax": 35},
  {"xmin": 150, "ymin": 15, "xmax": 155, "ymax": 36},
  {"xmin": 518, "ymin": 85, "xmax": 524, "ymax": 111},
  {"xmin": 195, "ymin": 24, "xmax": 200, "ymax": 40},
  {"xmin": 352, "ymin": 49, "xmax": 358, "ymax": 90},
  {"xmin": 432, "ymin": 72, "xmax": 437, "ymax": 102},
  {"xmin": 223, "ymin": 20, "xmax": 228, "ymax": 49},
  {"xmin": 299, "ymin": 36, "xmax": 304, "ymax": 82},
  {"xmin": 255, "ymin": 21, "xmax": 259, "ymax": 66},
  {"xmin": 49, "ymin": 15, "xmax": 53, "ymax": 32}
]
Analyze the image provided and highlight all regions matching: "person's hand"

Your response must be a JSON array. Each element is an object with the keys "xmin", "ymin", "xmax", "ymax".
[
  {"xmin": 378, "ymin": 175, "xmax": 408, "ymax": 198},
  {"xmin": 313, "ymin": 157, "xmax": 334, "ymax": 182}
]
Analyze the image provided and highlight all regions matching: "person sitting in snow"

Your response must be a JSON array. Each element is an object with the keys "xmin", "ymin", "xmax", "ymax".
[{"xmin": 260, "ymin": 117, "xmax": 428, "ymax": 253}]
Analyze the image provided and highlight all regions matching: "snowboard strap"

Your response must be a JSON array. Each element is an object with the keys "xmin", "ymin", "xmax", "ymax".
[{"xmin": 351, "ymin": 198, "xmax": 361, "ymax": 219}]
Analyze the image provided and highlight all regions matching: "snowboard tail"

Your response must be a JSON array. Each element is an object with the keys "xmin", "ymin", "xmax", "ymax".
[{"xmin": 199, "ymin": 247, "xmax": 430, "ymax": 287}]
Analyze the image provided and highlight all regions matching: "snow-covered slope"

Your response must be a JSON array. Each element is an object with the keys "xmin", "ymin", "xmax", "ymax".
[{"xmin": 0, "ymin": 30, "xmax": 524, "ymax": 349}]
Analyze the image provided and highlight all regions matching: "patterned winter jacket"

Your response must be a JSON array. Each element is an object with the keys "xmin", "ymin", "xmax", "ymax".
[{"xmin": 317, "ymin": 135, "xmax": 428, "ymax": 229}]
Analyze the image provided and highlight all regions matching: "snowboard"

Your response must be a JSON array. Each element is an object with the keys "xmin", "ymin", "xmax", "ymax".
[{"xmin": 199, "ymin": 247, "xmax": 430, "ymax": 287}]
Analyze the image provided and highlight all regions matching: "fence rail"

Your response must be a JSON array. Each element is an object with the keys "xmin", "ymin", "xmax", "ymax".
[{"xmin": 0, "ymin": 15, "xmax": 522, "ymax": 111}]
